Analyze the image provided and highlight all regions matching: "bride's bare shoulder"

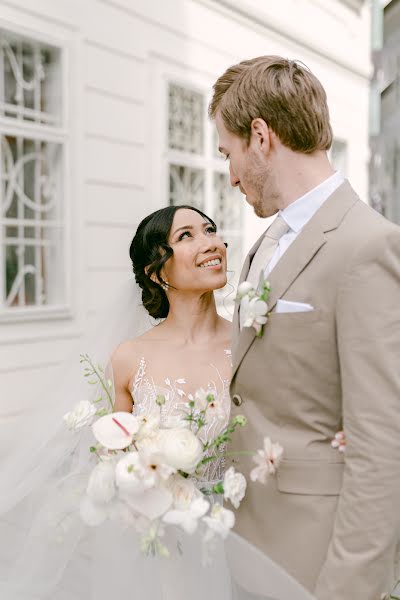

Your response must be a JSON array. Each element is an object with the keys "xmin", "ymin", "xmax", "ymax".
[{"xmin": 111, "ymin": 329, "xmax": 159, "ymax": 368}]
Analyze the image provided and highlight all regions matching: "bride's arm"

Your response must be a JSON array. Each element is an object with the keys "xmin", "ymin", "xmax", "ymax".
[{"xmin": 111, "ymin": 342, "xmax": 137, "ymax": 412}]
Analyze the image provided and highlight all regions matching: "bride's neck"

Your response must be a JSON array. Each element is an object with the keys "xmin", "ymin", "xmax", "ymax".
[{"xmin": 162, "ymin": 292, "xmax": 220, "ymax": 344}]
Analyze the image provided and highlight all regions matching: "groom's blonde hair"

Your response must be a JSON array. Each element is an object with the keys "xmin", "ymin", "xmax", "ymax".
[{"xmin": 209, "ymin": 56, "xmax": 332, "ymax": 153}]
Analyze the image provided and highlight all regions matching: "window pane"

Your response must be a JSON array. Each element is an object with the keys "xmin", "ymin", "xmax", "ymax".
[
  {"xmin": 213, "ymin": 172, "xmax": 242, "ymax": 230},
  {"xmin": 168, "ymin": 83, "xmax": 204, "ymax": 154},
  {"xmin": 0, "ymin": 30, "xmax": 62, "ymax": 126},
  {"xmin": 169, "ymin": 164, "xmax": 205, "ymax": 210},
  {"xmin": 212, "ymin": 172, "xmax": 243, "ymax": 313},
  {"xmin": 1, "ymin": 134, "xmax": 64, "ymax": 308}
]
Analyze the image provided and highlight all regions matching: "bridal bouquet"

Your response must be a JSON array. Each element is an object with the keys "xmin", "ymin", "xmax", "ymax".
[{"xmin": 63, "ymin": 354, "xmax": 283, "ymax": 558}]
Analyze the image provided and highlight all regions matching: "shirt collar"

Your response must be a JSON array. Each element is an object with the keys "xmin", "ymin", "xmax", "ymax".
[{"xmin": 280, "ymin": 172, "xmax": 345, "ymax": 234}]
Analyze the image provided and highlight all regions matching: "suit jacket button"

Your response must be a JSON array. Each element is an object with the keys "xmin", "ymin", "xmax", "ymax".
[{"xmin": 232, "ymin": 394, "xmax": 243, "ymax": 407}]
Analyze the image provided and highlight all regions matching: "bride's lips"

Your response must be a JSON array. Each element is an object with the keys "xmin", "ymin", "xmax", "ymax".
[{"xmin": 197, "ymin": 255, "xmax": 223, "ymax": 270}]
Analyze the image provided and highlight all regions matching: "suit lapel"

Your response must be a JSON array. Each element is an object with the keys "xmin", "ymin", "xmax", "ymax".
[{"xmin": 231, "ymin": 181, "xmax": 359, "ymax": 378}]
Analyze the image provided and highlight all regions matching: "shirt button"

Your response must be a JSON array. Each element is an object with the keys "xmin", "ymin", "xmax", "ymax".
[{"xmin": 232, "ymin": 394, "xmax": 243, "ymax": 407}]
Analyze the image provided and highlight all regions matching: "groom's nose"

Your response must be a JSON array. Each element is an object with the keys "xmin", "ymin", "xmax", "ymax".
[{"xmin": 229, "ymin": 164, "xmax": 240, "ymax": 188}]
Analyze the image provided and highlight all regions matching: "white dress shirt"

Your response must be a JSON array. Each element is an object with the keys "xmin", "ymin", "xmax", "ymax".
[{"xmin": 265, "ymin": 171, "xmax": 344, "ymax": 276}]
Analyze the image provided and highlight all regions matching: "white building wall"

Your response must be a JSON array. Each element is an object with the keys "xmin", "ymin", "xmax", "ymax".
[{"xmin": 0, "ymin": 0, "xmax": 371, "ymax": 416}]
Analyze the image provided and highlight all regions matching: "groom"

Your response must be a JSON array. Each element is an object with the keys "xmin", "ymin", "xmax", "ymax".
[{"xmin": 210, "ymin": 56, "xmax": 400, "ymax": 599}]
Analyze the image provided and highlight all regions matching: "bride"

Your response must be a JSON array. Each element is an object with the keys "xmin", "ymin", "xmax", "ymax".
[{"xmin": 0, "ymin": 205, "xmax": 313, "ymax": 600}]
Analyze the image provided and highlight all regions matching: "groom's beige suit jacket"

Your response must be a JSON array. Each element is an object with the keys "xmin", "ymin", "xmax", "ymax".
[{"xmin": 230, "ymin": 182, "xmax": 400, "ymax": 600}]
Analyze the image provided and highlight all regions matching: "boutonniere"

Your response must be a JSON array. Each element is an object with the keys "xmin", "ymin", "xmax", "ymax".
[{"xmin": 236, "ymin": 273, "xmax": 271, "ymax": 337}]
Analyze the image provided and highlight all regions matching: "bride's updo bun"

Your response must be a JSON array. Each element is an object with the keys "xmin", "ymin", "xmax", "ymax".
[{"xmin": 130, "ymin": 205, "xmax": 216, "ymax": 319}]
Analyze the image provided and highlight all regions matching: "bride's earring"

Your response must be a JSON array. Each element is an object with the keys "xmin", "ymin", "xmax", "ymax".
[{"xmin": 161, "ymin": 281, "xmax": 169, "ymax": 291}]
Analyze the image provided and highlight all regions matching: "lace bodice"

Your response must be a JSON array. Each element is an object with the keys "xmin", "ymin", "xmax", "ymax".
[{"xmin": 130, "ymin": 352, "xmax": 231, "ymax": 485}]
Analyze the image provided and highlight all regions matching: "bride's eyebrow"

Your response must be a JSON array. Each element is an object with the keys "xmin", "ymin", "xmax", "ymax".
[
  {"xmin": 172, "ymin": 222, "xmax": 212, "ymax": 237},
  {"xmin": 172, "ymin": 225, "xmax": 194, "ymax": 237}
]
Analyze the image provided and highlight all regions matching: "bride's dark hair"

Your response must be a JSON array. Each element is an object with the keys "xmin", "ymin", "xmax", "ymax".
[{"xmin": 130, "ymin": 205, "xmax": 217, "ymax": 319}]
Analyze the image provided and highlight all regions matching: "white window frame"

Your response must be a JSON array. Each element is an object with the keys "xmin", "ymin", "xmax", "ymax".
[
  {"xmin": 0, "ymin": 17, "xmax": 75, "ymax": 325},
  {"xmin": 149, "ymin": 56, "xmax": 244, "ymax": 317}
]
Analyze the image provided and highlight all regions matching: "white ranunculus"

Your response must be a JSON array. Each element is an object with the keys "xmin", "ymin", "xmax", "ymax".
[
  {"xmin": 86, "ymin": 459, "xmax": 116, "ymax": 504},
  {"xmin": 223, "ymin": 467, "xmax": 247, "ymax": 509},
  {"xmin": 159, "ymin": 428, "xmax": 203, "ymax": 474},
  {"xmin": 80, "ymin": 495, "xmax": 108, "ymax": 526},
  {"xmin": 203, "ymin": 503, "xmax": 235, "ymax": 541},
  {"xmin": 63, "ymin": 400, "xmax": 96, "ymax": 431},
  {"xmin": 236, "ymin": 281, "xmax": 254, "ymax": 299},
  {"xmin": 92, "ymin": 412, "xmax": 140, "ymax": 450}
]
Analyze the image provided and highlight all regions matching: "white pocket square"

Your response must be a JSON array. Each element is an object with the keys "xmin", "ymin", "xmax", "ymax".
[{"xmin": 275, "ymin": 299, "xmax": 314, "ymax": 313}]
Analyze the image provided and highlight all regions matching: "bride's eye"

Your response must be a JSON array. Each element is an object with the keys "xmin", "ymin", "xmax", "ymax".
[
  {"xmin": 178, "ymin": 230, "xmax": 192, "ymax": 241},
  {"xmin": 205, "ymin": 226, "xmax": 217, "ymax": 235}
]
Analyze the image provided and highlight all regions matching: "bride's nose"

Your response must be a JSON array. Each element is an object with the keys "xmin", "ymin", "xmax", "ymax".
[{"xmin": 198, "ymin": 234, "xmax": 218, "ymax": 253}]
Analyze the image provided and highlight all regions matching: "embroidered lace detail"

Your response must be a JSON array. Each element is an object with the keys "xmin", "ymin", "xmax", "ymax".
[
  {"xmin": 132, "ymin": 357, "xmax": 146, "ymax": 401},
  {"xmin": 131, "ymin": 355, "xmax": 231, "ymax": 486}
]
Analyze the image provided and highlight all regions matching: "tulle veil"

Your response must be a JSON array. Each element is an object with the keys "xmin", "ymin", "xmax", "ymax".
[{"xmin": 0, "ymin": 278, "xmax": 315, "ymax": 599}]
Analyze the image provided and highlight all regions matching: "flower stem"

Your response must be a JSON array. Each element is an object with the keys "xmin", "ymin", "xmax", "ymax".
[{"xmin": 81, "ymin": 354, "xmax": 113, "ymax": 410}]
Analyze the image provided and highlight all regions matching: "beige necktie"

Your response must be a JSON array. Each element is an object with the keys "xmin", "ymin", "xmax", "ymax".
[{"xmin": 247, "ymin": 215, "xmax": 290, "ymax": 289}]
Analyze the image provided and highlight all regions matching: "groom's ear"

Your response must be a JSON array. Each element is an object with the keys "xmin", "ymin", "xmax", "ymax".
[{"xmin": 250, "ymin": 118, "xmax": 272, "ymax": 157}]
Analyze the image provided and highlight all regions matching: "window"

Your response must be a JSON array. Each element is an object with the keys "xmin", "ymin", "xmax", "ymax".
[
  {"xmin": 166, "ymin": 82, "xmax": 243, "ymax": 313},
  {"xmin": 0, "ymin": 29, "xmax": 66, "ymax": 318}
]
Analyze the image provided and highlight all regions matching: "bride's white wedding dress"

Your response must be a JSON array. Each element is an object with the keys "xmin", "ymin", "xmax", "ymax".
[
  {"xmin": 0, "ymin": 281, "xmax": 314, "ymax": 600},
  {"xmin": 131, "ymin": 351, "xmax": 232, "ymax": 485}
]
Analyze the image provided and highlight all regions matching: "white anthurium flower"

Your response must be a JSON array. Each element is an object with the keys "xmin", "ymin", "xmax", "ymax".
[
  {"xmin": 236, "ymin": 281, "xmax": 254, "ymax": 299},
  {"xmin": 163, "ymin": 496, "xmax": 210, "ymax": 535},
  {"xmin": 92, "ymin": 412, "xmax": 140, "ymax": 450},
  {"xmin": 203, "ymin": 503, "xmax": 235, "ymax": 541},
  {"xmin": 79, "ymin": 495, "xmax": 108, "ymax": 527},
  {"xmin": 159, "ymin": 428, "xmax": 203, "ymax": 474},
  {"xmin": 167, "ymin": 474, "xmax": 200, "ymax": 510},
  {"xmin": 86, "ymin": 458, "xmax": 116, "ymax": 504},
  {"xmin": 223, "ymin": 467, "xmax": 247, "ymax": 509},
  {"xmin": 250, "ymin": 437, "xmax": 284, "ymax": 484},
  {"xmin": 63, "ymin": 400, "xmax": 96, "ymax": 431},
  {"xmin": 241, "ymin": 296, "xmax": 268, "ymax": 334}
]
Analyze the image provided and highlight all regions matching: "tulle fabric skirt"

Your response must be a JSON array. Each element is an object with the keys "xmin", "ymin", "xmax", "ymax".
[{"xmin": 0, "ymin": 463, "xmax": 314, "ymax": 600}]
